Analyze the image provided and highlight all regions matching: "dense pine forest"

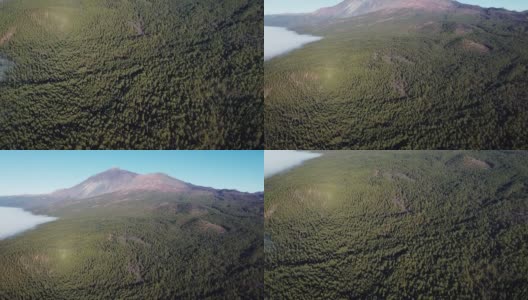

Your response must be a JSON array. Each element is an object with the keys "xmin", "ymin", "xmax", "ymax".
[
  {"xmin": 265, "ymin": 151, "xmax": 528, "ymax": 298},
  {"xmin": 0, "ymin": 0, "xmax": 263, "ymax": 149},
  {"xmin": 0, "ymin": 190, "xmax": 263, "ymax": 299},
  {"xmin": 265, "ymin": 8, "xmax": 528, "ymax": 149}
]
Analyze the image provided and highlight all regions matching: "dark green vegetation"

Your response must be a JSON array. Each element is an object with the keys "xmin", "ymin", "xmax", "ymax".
[
  {"xmin": 0, "ymin": 191, "xmax": 263, "ymax": 299},
  {"xmin": 0, "ymin": 0, "xmax": 263, "ymax": 149},
  {"xmin": 265, "ymin": 8, "xmax": 528, "ymax": 149},
  {"xmin": 265, "ymin": 151, "xmax": 528, "ymax": 298}
]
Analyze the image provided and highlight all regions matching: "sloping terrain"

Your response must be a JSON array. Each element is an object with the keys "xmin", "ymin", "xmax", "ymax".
[
  {"xmin": 51, "ymin": 168, "xmax": 191, "ymax": 199},
  {"xmin": 0, "ymin": 0, "xmax": 263, "ymax": 149},
  {"xmin": 313, "ymin": 0, "xmax": 458, "ymax": 18},
  {"xmin": 265, "ymin": 151, "xmax": 528, "ymax": 298},
  {"xmin": 265, "ymin": 0, "xmax": 528, "ymax": 149},
  {"xmin": 0, "ymin": 170, "xmax": 264, "ymax": 299}
]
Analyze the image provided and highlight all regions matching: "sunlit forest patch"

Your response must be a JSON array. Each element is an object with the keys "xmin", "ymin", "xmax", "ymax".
[
  {"xmin": 265, "ymin": 9, "xmax": 528, "ymax": 149},
  {"xmin": 0, "ymin": 0, "xmax": 263, "ymax": 149},
  {"xmin": 265, "ymin": 151, "xmax": 528, "ymax": 299},
  {"xmin": 0, "ymin": 190, "xmax": 264, "ymax": 298}
]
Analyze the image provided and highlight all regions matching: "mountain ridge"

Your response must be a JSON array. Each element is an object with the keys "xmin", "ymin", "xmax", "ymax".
[
  {"xmin": 264, "ymin": 0, "xmax": 526, "ymax": 25},
  {"xmin": 264, "ymin": 0, "xmax": 489, "ymax": 32},
  {"xmin": 50, "ymin": 168, "xmax": 194, "ymax": 199},
  {"xmin": 312, "ymin": 0, "xmax": 461, "ymax": 18},
  {"xmin": 49, "ymin": 168, "xmax": 261, "ymax": 198},
  {"xmin": 0, "ymin": 168, "xmax": 262, "ymax": 210}
]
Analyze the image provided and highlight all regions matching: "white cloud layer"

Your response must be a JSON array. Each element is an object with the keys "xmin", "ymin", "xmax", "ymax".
[
  {"xmin": 265, "ymin": 26, "xmax": 322, "ymax": 60},
  {"xmin": 0, "ymin": 207, "xmax": 57, "ymax": 239},
  {"xmin": 265, "ymin": 151, "xmax": 322, "ymax": 178}
]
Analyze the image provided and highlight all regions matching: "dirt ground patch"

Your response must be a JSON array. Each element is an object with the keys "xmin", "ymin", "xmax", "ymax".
[
  {"xmin": 378, "ymin": 170, "xmax": 415, "ymax": 182},
  {"xmin": 19, "ymin": 254, "xmax": 52, "ymax": 275},
  {"xmin": 127, "ymin": 260, "xmax": 144, "ymax": 283},
  {"xmin": 128, "ymin": 20, "xmax": 144, "ymax": 36},
  {"xmin": 197, "ymin": 220, "xmax": 226, "ymax": 234},
  {"xmin": 32, "ymin": 254, "xmax": 50, "ymax": 264},
  {"xmin": 392, "ymin": 196, "xmax": 409, "ymax": 213},
  {"xmin": 0, "ymin": 27, "xmax": 16, "ymax": 46},
  {"xmin": 265, "ymin": 203, "xmax": 278, "ymax": 220},
  {"xmin": 455, "ymin": 24, "xmax": 473, "ymax": 35},
  {"xmin": 462, "ymin": 39, "xmax": 490, "ymax": 54},
  {"xmin": 463, "ymin": 156, "xmax": 492, "ymax": 170},
  {"xmin": 391, "ymin": 79, "xmax": 407, "ymax": 97},
  {"xmin": 264, "ymin": 87, "xmax": 272, "ymax": 99},
  {"xmin": 393, "ymin": 172, "xmax": 415, "ymax": 182}
]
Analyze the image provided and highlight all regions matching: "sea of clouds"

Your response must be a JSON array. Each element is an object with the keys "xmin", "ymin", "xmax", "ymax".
[
  {"xmin": 265, "ymin": 150, "xmax": 322, "ymax": 178},
  {"xmin": 0, "ymin": 207, "xmax": 57, "ymax": 240}
]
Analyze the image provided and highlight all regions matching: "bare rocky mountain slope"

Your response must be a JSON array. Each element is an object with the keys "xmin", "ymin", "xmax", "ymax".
[
  {"xmin": 0, "ymin": 168, "xmax": 261, "ymax": 210},
  {"xmin": 313, "ymin": 0, "xmax": 461, "ymax": 18}
]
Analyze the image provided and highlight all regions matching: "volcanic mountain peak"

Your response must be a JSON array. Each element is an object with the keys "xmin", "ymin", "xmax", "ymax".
[
  {"xmin": 126, "ymin": 173, "xmax": 190, "ymax": 193},
  {"xmin": 89, "ymin": 167, "xmax": 138, "ymax": 180},
  {"xmin": 51, "ymin": 168, "xmax": 138, "ymax": 199},
  {"xmin": 313, "ymin": 0, "xmax": 459, "ymax": 18},
  {"xmin": 51, "ymin": 168, "xmax": 190, "ymax": 199}
]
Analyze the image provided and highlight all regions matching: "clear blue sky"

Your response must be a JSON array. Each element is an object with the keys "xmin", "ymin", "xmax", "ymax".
[
  {"xmin": 265, "ymin": 0, "xmax": 528, "ymax": 14},
  {"xmin": 0, "ymin": 151, "xmax": 263, "ymax": 196}
]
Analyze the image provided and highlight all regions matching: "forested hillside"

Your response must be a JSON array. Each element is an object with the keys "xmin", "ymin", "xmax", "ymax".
[
  {"xmin": 0, "ymin": 191, "xmax": 263, "ymax": 298},
  {"xmin": 265, "ymin": 151, "xmax": 528, "ymax": 298},
  {"xmin": 265, "ymin": 7, "xmax": 528, "ymax": 149},
  {"xmin": 0, "ymin": 0, "xmax": 263, "ymax": 149}
]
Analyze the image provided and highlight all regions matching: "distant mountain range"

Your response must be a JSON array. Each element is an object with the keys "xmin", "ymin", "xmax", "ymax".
[
  {"xmin": 312, "ymin": 0, "xmax": 461, "ymax": 18},
  {"xmin": 265, "ymin": 0, "xmax": 526, "ymax": 28},
  {"xmin": 0, "ymin": 168, "xmax": 262, "ymax": 210}
]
